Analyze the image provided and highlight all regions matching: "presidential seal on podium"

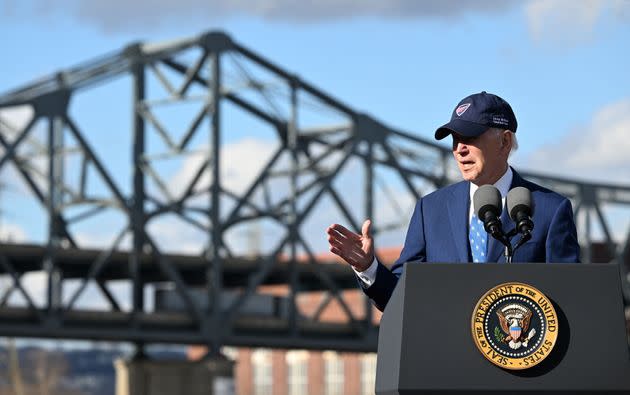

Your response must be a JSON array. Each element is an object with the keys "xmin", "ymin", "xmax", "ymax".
[{"xmin": 471, "ymin": 282, "xmax": 558, "ymax": 370}]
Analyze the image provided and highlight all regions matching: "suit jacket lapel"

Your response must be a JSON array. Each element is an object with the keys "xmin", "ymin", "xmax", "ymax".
[
  {"xmin": 510, "ymin": 167, "xmax": 526, "ymax": 188},
  {"xmin": 447, "ymin": 182, "xmax": 470, "ymax": 262}
]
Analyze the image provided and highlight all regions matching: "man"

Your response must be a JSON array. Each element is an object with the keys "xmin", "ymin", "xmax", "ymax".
[{"xmin": 326, "ymin": 91, "xmax": 580, "ymax": 311}]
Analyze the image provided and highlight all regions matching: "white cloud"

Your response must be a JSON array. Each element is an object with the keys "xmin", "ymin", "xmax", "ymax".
[
  {"xmin": 525, "ymin": 0, "xmax": 630, "ymax": 46},
  {"xmin": 2, "ymin": 0, "xmax": 519, "ymax": 32},
  {"xmin": 1, "ymin": 271, "xmax": 127, "ymax": 310},
  {"xmin": 0, "ymin": 270, "xmax": 47, "ymax": 307},
  {"xmin": 145, "ymin": 214, "xmax": 206, "ymax": 254},
  {"xmin": 6, "ymin": 0, "xmax": 627, "ymax": 49},
  {"xmin": 220, "ymin": 138, "xmax": 280, "ymax": 195},
  {"xmin": 0, "ymin": 104, "xmax": 46, "ymax": 199},
  {"xmin": 3, "ymin": 0, "xmax": 628, "ymax": 48},
  {"xmin": 165, "ymin": 137, "xmax": 423, "ymax": 255},
  {"xmin": 138, "ymin": 137, "xmax": 280, "ymax": 255},
  {"xmin": 521, "ymin": 97, "xmax": 630, "ymax": 183},
  {"xmin": 0, "ymin": 222, "xmax": 28, "ymax": 242},
  {"xmin": 0, "ymin": 105, "xmax": 34, "ymax": 132},
  {"xmin": 170, "ymin": 137, "xmax": 280, "ymax": 196}
]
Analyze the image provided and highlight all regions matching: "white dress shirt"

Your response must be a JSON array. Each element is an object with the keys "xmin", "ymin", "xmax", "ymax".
[{"xmin": 354, "ymin": 167, "xmax": 513, "ymax": 287}]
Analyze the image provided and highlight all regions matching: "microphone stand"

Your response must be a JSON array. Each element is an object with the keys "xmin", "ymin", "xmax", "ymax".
[
  {"xmin": 502, "ymin": 229, "xmax": 515, "ymax": 263},
  {"xmin": 504, "ymin": 244, "xmax": 513, "ymax": 264},
  {"xmin": 480, "ymin": 210, "xmax": 533, "ymax": 263},
  {"xmin": 503, "ymin": 228, "xmax": 532, "ymax": 263}
]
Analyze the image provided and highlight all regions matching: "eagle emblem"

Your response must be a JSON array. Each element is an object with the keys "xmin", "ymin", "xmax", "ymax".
[
  {"xmin": 472, "ymin": 282, "xmax": 558, "ymax": 370},
  {"xmin": 496, "ymin": 304, "xmax": 537, "ymax": 350}
]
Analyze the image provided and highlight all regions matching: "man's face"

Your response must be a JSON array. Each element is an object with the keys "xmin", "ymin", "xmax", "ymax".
[{"xmin": 451, "ymin": 129, "xmax": 510, "ymax": 185}]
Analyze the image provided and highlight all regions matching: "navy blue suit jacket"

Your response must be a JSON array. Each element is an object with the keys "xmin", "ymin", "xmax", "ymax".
[{"xmin": 363, "ymin": 169, "xmax": 580, "ymax": 311}]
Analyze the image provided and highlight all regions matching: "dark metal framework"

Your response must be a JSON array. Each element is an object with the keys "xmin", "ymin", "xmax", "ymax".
[{"xmin": 0, "ymin": 31, "xmax": 628, "ymax": 353}]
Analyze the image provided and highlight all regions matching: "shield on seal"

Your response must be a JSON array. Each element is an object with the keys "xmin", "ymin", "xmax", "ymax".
[{"xmin": 510, "ymin": 325, "xmax": 522, "ymax": 340}]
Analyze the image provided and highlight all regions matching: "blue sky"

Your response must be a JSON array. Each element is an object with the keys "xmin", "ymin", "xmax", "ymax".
[
  {"xmin": 2, "ymin": 1, "xmax": 629, "ymax": 171},
  {"xmin": 0, "ymin": 1, "xmax": 629, "ymax": 253}
]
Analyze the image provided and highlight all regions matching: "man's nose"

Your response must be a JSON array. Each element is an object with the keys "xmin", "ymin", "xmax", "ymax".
[{"xmin": 455, "ymin": 142, "xmax": 468, "ymax": 154}]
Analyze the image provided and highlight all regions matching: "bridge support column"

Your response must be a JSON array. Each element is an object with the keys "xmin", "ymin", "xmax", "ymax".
[{"xmin": 114, "ymin": 355, "xmax": 235, "ymax": 395}]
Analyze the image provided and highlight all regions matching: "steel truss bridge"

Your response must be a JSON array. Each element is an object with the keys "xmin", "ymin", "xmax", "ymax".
[{"xmin": 0, "ymin": 31, "xmax": 629, "ymax": 354}]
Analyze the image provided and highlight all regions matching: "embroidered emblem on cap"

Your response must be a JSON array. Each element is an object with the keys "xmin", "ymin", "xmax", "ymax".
[{"xmin": 456, "ymin": 103, "xmax": 471, "ymax": 116}]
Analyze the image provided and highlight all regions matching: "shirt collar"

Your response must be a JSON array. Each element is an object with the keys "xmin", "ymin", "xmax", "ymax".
[{"xmin": 469, "ymin": 167, "xmax": 513, "ymax": 205}]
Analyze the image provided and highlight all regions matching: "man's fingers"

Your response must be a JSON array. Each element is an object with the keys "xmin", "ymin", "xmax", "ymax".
[
  {"xmin": 327, "ymin": 224, "xmax": 361, "ymax": 241},
  {"xmin": 327, "ymin": 223, "xmax": 371, "ymax": 269},
  {"xmin": 327, "ymin": 232, "xmax": 360, "ymax": 248},
  {"xmin": 348, "ymin": 248, "xmax": 367, "ymax": 259},
  {"xmin": 330, "ymin": 246, "xmax": 357, "ymax": 265},
  {"xmin": 362, "ymin": 219, "xmax": 372, "ymax": 238},
  {"xmin": 327, "ymin": 237, "xmax": 347, "ymax": 251},
  {"xmin": 327, "ymin": 235, "xmax": 346, "ymax": 247},
  {"xmin": 329, "ymin": 237, "xmax": 365, "ymax": 258}
]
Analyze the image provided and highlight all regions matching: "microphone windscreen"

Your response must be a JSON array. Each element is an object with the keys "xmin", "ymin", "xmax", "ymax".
[
  {"xmin": 473, "ymin": 185, "xmax": 502, "ymax": 218},
  {"xmin": 507, "ymin": 187, "xmax": 532, "ymax": 221}
]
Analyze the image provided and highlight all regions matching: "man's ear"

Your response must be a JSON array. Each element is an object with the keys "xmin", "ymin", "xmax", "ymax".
[{"xmin": 501, "ymin": 130, "xmax": 513, "ymax": 151}]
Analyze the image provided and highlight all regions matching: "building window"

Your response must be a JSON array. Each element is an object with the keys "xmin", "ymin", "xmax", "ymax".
[
  {"xmin": 361, "ymin": 353, "xmax": 377, "ymax": 395},
  {"xmin": 252, "ymin": 349, "xmax": 273, "ymax": 395},
  {"xmin": 286, "ymin": 350, "xmax": 308, "ymax": 395},
  {"xmin": 323, "ymin": 351, "xmax": 344, "ymax": 395}
]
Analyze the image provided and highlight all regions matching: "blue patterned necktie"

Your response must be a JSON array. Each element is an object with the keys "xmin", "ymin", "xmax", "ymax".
[{"xmin": 469, "ymin": 214, "xmax": 488, "ymax": 263}]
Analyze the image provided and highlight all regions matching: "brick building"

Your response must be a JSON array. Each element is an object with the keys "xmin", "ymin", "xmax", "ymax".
[{"xmin": 188, "ymin": 247, "xmax": 401, "ymax": 395}]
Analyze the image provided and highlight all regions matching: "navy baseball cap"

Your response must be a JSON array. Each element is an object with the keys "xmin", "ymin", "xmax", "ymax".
[{"xmin": 434, "ymin": 91, "xmax": 517, "ymax": 140}]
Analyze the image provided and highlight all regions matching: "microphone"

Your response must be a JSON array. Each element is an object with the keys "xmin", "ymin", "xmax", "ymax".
[
  {"xmin": 507, "ymin": 187, "xmax": 534, "ymax": 236},
  {"xmin": 473, "ymin": 185, "xmax": 504, "ymax": 240}
]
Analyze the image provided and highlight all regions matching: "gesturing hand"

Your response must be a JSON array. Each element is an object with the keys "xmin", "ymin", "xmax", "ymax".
[{"xmin": 326, "ymin": 219, "xmax": 374, "ymax": 272}]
